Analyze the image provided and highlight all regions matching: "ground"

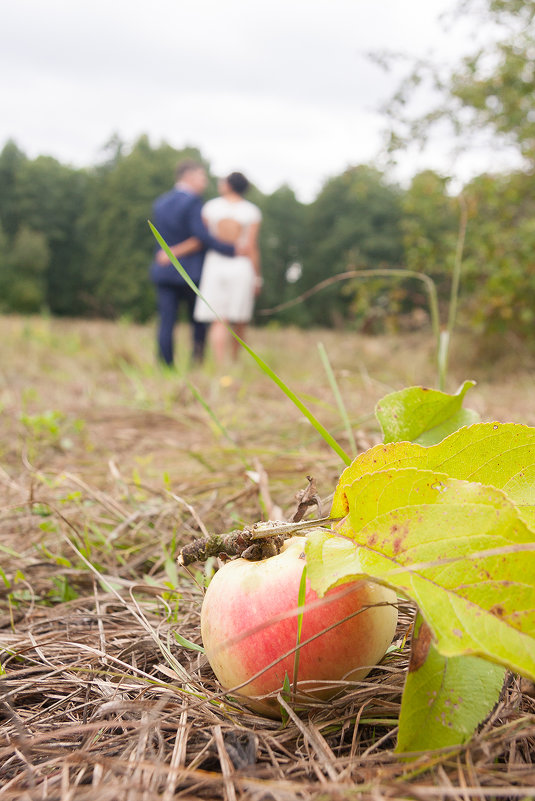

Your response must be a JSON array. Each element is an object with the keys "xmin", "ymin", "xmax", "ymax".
[{"xmin": 1, "ymin": 315, "xmax": 534, "ymax": 800}]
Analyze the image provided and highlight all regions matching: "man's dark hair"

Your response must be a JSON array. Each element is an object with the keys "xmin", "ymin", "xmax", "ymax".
[
  {"xmin": 175, "ymin": 159, "xmax": 204, "ymax": 181},
  {"xmin": 227, "ymin": 172, "xmax": 250, "ymax": 196}
]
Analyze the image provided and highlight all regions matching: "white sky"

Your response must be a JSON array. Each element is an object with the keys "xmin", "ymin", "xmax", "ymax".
[{"xmin": 0, "ymin": 0, "xmax": 521, "ymax": 201}]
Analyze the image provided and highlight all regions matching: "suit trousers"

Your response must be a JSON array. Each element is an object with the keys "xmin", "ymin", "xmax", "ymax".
[{"xmin": 156, "ymin": 283, "xmax": 207, "ymax": 365}]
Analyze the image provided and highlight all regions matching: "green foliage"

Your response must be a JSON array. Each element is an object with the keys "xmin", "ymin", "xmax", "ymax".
[
  {"xmin": 19, "ymin": 409, "xmax": 85, "ymax": 455},
  {"xmin": 300, "ymin": 166, "xmax": 405, "ymax": 328},
  {"xmin": 461, "ymin": 170, "xmax": 535, "ymax": 338},
  {"xmin": 331, "ymin": 422, "xmax": 535, "ymax": 526},
  {"xmin": 17, "ymin": 155, "xmax": 89, "ymax": 314},
  {"xmin": 49, "ymin": 575, "xmax": 79, "ymax": 603},
  {"xmin": 0, "ymin": 140, "xmax": 27, "ymax": 239},
  {"xmin": 375, "ymin": 380, "xmax": 479, "ymax": 444},
  {"xmin": 20, "ymin": 409, "xmax": 64, "ymax": 440},
  {"xmin": 449, "ymin": 1, "xmax": 535, "ymax": 162},
  {"xmin": 0, "ymin": 143, "xmax": 89, "ymax": 315},
  {"xmin": 401, "ymin": 171, "xmax": 459, "ymax": 298},
  {"xmin": 0, "ymin": 225, "xmax": 49, "ymax": 312},
  {"xmin": 397, "ymin": 613, "xmax": 506, "ymax": 752},
  {"xmin": 254, "ymin": 185, "xmax": 307, "ymax": 325},
  {"xmin": 373, "ymin": 1, "xmax": 535, "ymax": 341},
  {"xmin": 383, "ymin": 1, "xmax": 535, "ymax": 164}
]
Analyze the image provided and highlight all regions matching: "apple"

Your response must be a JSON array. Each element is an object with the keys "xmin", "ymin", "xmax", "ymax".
[{"xmin": 200, "ymin": 534, "xmax": 398, "ymax": 716}]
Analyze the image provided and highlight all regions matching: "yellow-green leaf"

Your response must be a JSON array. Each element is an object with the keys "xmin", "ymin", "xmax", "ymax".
[
  {"xmin": 376, "ymin": 380, "xmax": 478, "ymax": 445},
  {"xmin": 396, "ymin": 614, "xmax": 506, "ymax": 753},
  {"xmin": 331, "ymin": 422, "xmax": 535, "ymax": 529},
  {"xmin": 310, "ymin": 470, "xmax": 535, "ymax": 680}
]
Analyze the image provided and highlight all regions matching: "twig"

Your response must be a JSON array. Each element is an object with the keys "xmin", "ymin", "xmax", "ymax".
[{"xmin": 291, "ymin": 476, "xmax": 322, "ymax": 522}]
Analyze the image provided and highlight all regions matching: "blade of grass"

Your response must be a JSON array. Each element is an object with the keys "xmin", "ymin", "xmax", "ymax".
[
  {"xmin": 186, "ymin": 377, "xmax": 250, "ymax": 469},
  {"xmin": 173, "ymin": 631, "xmax": 205, "ymax": 654},
  {"xmin": 292, "ymin": 564, "xmax": 307, "ymax": 696},
  {"xmin": 149, "ymin": 222, "xmax": 351, "ymax": 465},
  {"xmin": 317, "ymin": 342, "xmax": 357, "ymax": 457}
]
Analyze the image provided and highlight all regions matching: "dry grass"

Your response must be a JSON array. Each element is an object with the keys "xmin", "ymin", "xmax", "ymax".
[{"xmin": 1, "ymin": 315, "xmax": 535, "ymax": 800}]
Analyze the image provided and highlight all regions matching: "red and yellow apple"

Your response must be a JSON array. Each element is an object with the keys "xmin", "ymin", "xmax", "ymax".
[{"xmin": 200, "ymin": 535, "xmax": 398, "ymax": 715}]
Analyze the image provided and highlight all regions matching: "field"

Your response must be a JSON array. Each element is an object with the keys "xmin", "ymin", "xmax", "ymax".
[{"xmin": 1, "ymin": 315, "xmax": 535, "ymax": 801}]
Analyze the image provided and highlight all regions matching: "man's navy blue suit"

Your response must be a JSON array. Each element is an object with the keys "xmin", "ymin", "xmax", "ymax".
[{"xmin": 150, "ymin": 187, "xmax": 234, "ymax": 365}]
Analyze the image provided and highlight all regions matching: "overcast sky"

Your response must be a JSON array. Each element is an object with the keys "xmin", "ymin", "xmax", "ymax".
[{"xmin": 0, "ymin": 0, "xmax": 519, "ymax": 201}]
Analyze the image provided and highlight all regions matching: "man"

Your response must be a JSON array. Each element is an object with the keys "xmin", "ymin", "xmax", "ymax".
[{"xmin": 149, "ymin": 159, "xmax": 238, "ymax": 366}]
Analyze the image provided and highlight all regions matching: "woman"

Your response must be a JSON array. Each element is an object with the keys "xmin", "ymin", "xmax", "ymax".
[{"xmin": 194, "ymin": 172, "xmax": 262, "ymax": 364}]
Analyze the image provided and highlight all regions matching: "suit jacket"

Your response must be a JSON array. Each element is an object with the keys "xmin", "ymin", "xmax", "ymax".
[{"xmin": 149, "ymin": 188, "xmax": 235, "ymax": 287}]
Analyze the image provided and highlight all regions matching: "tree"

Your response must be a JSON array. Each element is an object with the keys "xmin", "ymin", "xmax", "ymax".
[
  {"xmin": 15, "ymin": 155, "xmax": 89, "ymax": 315},
  {"xmin": 0, "ymin": 141, "xmax": 27, "ymax": 241},
  {"xmin": 461, "ymin": 169, "xmax": 535, "ymax": 338},
  {"xmin": 300, "ymin": 166, "xmax": 404, "ymax": 329},
  {"xmin": 0, "ymin": 226, "xmax": 49, "ymax": 313},
  {"xmin": 0, "ymin": 143, "xmax": 89, "ymax": 316},
  {"xmin": 382, "ymin": 0, "xmax": 535, "ymax": 168},
  {"xmin": 253, "ymin": 185, "xmax": 307, "ymax": 326},
  {"xmin": 378, "ymin": 1, "xmax": 535, "ymax": 343},
  {"xmin": 450, "ymin": 0, "xmax": 535, "ymax": 162},
  {"xmin": 401, "ymin": 170, "xmax": 461, "ymax": 317}
]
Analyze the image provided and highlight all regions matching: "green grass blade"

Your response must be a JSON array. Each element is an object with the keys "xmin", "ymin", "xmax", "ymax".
[
  {"xmin": 149, "ymin": 222, "xmax": 351, "ymax": 465},
  {"xmin": 234, "ymin": 336, "xmax": 351, "ymax": 464},
  {"xmin": 173, "ymin": 631, "xmax": 205, "ymax": 653},
  {"xmin": 317, "ymin": 342, "xmax": 357, "ymax": 457},
  {"xmin": 292, "ymin": 564, "xmax": 307, "ymax": 696},
  {"xmin": 186, "ymin": 377, "xmax": 250, "ymax": 468}
]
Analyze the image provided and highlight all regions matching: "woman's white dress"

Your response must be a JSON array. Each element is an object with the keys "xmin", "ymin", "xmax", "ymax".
[{"xmin": 194, "ymin": 196, "xmax": 262, "ymax": 323}]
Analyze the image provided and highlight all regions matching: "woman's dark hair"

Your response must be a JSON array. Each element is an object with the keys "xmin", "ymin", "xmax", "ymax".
[{"xmin": 226, "ymin": 172, "xmax": 250, "ymax": 195}]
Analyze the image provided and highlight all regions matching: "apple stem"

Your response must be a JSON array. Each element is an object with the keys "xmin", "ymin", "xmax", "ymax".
[
  {"xmin": 177, "ymin": 517, "xmax": 339, "ymax": 567},
  {"xmin": 177, "ymin": 527, "xmax": 287, "ymax": 567}
]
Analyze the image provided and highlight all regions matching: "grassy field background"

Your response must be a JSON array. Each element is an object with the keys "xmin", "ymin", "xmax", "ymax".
[{"xmin": 1, "ymin": 315, "xmax": 535, "ymax": 800}]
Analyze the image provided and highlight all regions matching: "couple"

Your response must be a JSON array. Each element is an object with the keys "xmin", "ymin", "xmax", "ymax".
[{"xmin": 150, "ymin": 160, "xmax": 262, "ymax": 366}]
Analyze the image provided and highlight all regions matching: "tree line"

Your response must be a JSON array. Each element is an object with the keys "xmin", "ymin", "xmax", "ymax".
[{"xmin": 1, "ymin": 132, "xmax": 533, "ymax": 342}]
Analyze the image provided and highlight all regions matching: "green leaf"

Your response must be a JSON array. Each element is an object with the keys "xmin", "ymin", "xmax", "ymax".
[
  {"xmin": 414, "ymin": 408, "xmax": 480, "ymax": 447},
  {"xmin": 309, "ymin": 470, "xmax": 535, "ymax": 680},
  {"xmin": 376, "ymin": 381, "xmax": 479, "ymax": 446},
  {"xmin": 396, "ymin": 613, "xmax": 505, "ymax": 753},
  {"xmin": 331, "ymin": 422, "xmax": 535, "ymax": 529}
]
